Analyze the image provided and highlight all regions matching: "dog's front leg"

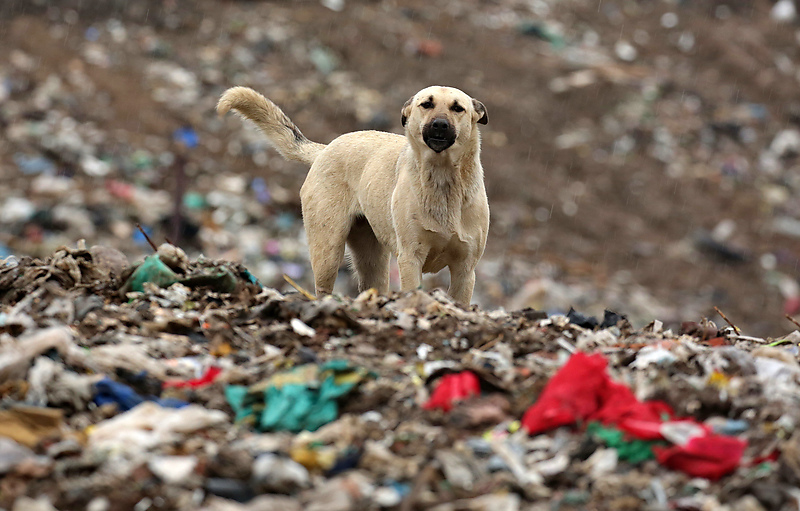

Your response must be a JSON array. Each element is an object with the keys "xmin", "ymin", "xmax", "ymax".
[
  {"xmin": 449, "ymin": 266, "xmax": 476, "ymax": 305},
  {"xmin": 398, "ymin": 250, "xmax": 424, "ymax": 292}
]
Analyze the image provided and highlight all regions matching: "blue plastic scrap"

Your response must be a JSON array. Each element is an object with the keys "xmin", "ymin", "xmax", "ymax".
[{"xmin": 93, "ymin": 378, "xmax": 188, "ymax": 411}]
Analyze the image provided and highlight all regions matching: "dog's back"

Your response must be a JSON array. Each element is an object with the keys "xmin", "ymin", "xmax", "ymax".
[{"xmin": 312, "ymin": 131, "xmax": 406, "ymax": 183}]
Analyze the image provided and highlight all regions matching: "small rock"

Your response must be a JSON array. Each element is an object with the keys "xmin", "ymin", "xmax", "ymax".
[
  {"xmin": 252, "ymin": 453, "xmax": 310, "ymax": 492},
  {"xmin": 90, "ymin": 245, "xmax": 130, "ymax": 277}
]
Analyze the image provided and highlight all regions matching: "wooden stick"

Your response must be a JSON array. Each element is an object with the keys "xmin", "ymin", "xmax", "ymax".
[
  {"xmin": 478, "ymin": 333, "xmax": 504, "ymax": 351},
  {"xmin": 135, "ymin": 223, "xmax": 158, "ymax": 252},
  {"xmin": 171, "ymin": 154, "xmax": 187, "ymax": 246},
  {"xmin": 399, "ymin": 462, "xmax": 436, "ymax": 511},
  {"xmin": 729, "ymin": 334, "xmax": 769, "ymax": 344},
  {"xmin": 714, "ymin": 306, "xmax": 741, "ymax": 335},
  {"xmin": 283, "ymin": 274, "xmax": 316, "ymax": 300},
  {"xmin": 786, "ymin": 314, "xmax": 800, "ymax": 330}
]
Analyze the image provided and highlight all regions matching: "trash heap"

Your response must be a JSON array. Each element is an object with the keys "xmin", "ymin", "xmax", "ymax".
[{"xmin": 2, "ymin": 245, "xmax": 800, "ymax": 510}]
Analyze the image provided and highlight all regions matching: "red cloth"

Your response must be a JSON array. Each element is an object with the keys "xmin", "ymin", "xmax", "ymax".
[
  {"xmin": 423, "ymin": 371, "xmax": 480, "ymax": 412},
  {"xmin": 163, "ymin": 367, "xmax": 223, "ymax": 389},
  {"xmin": 654, "ymin": 434, "xmax": 747, "ymax": 480},
  {"xmin": 521, "ymin": 352, "xmax": 672, "ymax": 435},
  {"xmin": 521, "ymin": 352, "xmax": 746, "ymax": 480}
]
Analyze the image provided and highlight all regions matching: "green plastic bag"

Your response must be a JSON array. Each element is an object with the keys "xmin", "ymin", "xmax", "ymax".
[
  {"xmin": 587, "ymin": 422, "xmax": 660, "ymax": 464},
  {"xmin": 124, "ymin": 255, "xmax": 179, "ymax": 293}
]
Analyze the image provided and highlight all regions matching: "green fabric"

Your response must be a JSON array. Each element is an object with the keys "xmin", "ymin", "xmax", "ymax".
[
  {"xmin": 224, "ymin": 385, "xmax": 252, "ymax": 424},
  {"xmin": 225, "ymin": 361, "xmax": 374, "ymax": 433},
  {"xmin": 587, "ymin": 422, "xmax": 658, "ymax": 464},
  {"xmin": 261, "ymin": 384, "xmax": 320, "ymax": 432},
  {"xmin": 127, "ymin": 255, "xmax": 179, "ymax": 292}
]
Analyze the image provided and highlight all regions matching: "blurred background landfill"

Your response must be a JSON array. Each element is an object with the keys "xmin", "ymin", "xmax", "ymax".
[{"xmin": 2, "ymin": 0, "xmax": 800, "ymax": 336}]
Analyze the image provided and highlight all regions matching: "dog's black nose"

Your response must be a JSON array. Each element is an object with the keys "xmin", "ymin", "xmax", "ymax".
[
  {"xmin": 423, "ymin": 117, "xmax": 456, "ymax": 152},
  {"xmin": 430, "ymin": 118, "xmax": 450, "ymax": 137}
]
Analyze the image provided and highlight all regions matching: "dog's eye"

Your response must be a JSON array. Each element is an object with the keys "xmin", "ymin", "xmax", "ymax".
[
  {"xmin": 451, "ymin": 104, "xmax": 465, "ymax": 113},
  {"xmin": 420, "ymin": 101, "xmax": 434, "ymax": 109}
]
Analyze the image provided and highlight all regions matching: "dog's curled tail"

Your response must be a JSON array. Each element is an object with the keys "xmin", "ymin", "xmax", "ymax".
[{"xmin": 217, "ymin": 86, "xmax": 325, "ymax": 166}]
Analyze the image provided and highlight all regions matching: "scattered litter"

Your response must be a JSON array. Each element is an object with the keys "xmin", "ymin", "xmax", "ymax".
[{"xmin": 0, "ymin": 244, "xmax": 798, "ymax": 508}]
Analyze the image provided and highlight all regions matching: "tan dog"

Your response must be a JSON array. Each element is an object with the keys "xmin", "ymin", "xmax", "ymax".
[{"xmin": 217, "ymin": 85, "xmax": 489, "ymax": 304}]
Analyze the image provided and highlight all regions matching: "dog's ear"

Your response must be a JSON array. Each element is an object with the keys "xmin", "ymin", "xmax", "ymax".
[
  {"xmin": 472, "ymin": 99, "xmax": 488, "ymax": 125},
  {"xmin": 401, "ymin": 96, "xmax": 414, "ymax": 127}
]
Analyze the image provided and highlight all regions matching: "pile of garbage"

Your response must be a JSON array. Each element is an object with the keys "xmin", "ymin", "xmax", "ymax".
[{"xmin": 2, "ymin": 244, "xmax": 800, "ymax": 510}]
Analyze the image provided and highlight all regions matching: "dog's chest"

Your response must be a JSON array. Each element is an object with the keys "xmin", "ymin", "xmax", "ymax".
[
  {"xmin": 419, "ymin": 194, "xmax": 482, "ymax": 273},
  {"xmin": 421, "ymin": 230, "xmax": 470, "ymax": 273}
]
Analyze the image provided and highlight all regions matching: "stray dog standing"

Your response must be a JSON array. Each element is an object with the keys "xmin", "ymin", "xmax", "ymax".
[{"xmin": 217, "ymin": 85, "xmax": 490, "ymax": 304}]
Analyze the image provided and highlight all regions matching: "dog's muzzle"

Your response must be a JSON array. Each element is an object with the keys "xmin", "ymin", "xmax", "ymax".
[{"xmin": 423, "ymin": 118, "xmax": 456, "ymax": 153}]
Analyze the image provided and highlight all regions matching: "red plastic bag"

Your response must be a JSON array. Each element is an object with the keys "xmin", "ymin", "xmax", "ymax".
[
  {"xmin": 521, "ymin": 352, "xmax": 672, "ymax": 435},
  {"xmin": 653, "ymin": 434, "xmax": 747, "ymax": 480},
  {"xmin": 423, "ymin": 371, "xmax": 480, "ymax": 412},
  {"xmin": 163, "ymin": 366, "xmax": 223, "ymax": 389}
]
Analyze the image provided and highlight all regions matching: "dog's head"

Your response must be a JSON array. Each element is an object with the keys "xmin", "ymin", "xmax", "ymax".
[{"xmin": 401, "ymin": 86, "xmax": 488, "ymax": 154}]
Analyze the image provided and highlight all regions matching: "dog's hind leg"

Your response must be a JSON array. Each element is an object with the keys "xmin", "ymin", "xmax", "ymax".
[
  {"xmin": 302, "ymin": 200, "xmax": 350, "ymax": 296},
  {"xmin": 306, "ymin": 232, "xmax": 346, "ymax": 296},
  {"xmin": 347, "ymin": 216, "xmax": 390, "ymax": 294}
]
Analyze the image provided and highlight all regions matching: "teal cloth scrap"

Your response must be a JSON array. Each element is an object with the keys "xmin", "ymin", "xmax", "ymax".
[{"xmin": 225, "ymin": 361, "xmax": 375, "ymax": 432}]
